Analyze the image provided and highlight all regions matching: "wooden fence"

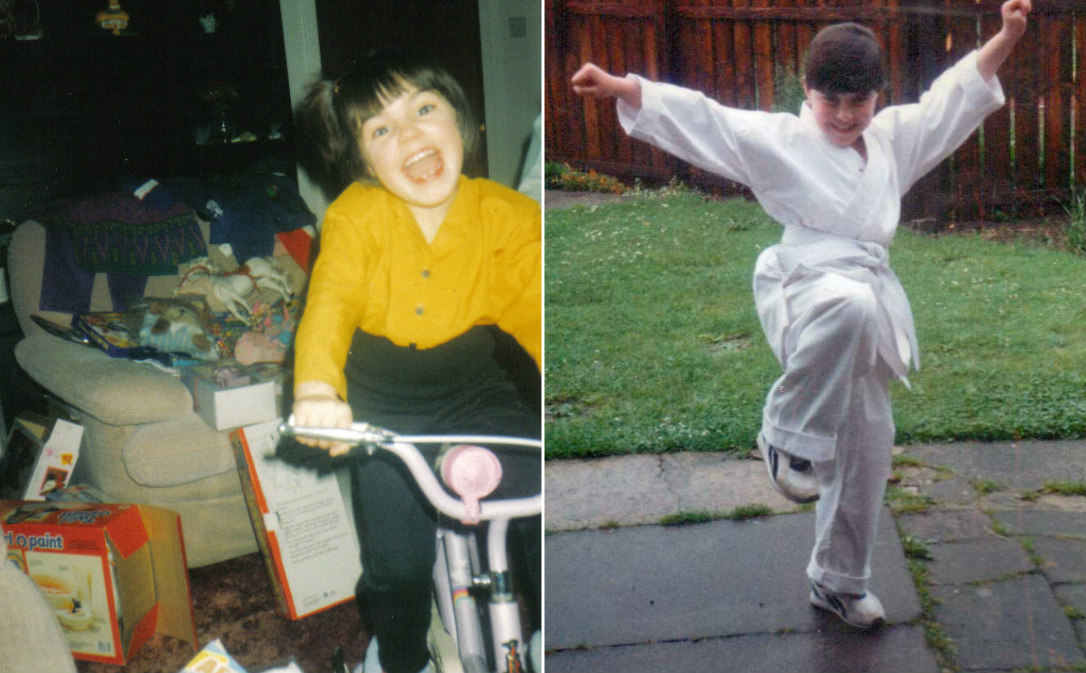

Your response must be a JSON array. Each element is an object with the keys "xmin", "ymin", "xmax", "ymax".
[{"xmin": 546, "ymin": 0, "xmax": 1086, "ymax": 224}]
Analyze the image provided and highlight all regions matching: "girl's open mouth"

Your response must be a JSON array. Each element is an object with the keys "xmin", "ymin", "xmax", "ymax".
[{"xmin": 403, "ymin": 148, "xmax": 444, "ymax": 184}]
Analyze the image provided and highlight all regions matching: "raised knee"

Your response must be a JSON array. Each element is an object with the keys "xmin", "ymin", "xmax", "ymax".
[{"xmin": 830, "ymin": 284, "xmax": 878, "ymax": 330}]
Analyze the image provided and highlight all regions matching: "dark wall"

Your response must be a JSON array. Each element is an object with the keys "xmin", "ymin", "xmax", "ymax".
[{"xmin": 0, "ymin": 0, "xmax": 294, "ymax": 217}]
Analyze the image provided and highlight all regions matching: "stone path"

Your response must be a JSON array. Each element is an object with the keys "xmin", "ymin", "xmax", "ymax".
[{"xmin": 545, "ymin": 440, "xmax": 1086, "ymax": 672}]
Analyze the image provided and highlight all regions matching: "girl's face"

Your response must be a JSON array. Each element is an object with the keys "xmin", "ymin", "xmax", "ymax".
[
  {"xmin": 359, "ymin": 84, "xmax": 464, "ymax": 226},
  {"xmin": 803, "ymin": 85, "xmax": 878, "ymax": 149}
]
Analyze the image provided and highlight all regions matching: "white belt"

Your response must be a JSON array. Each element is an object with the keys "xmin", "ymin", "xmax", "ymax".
[{"xmin": 768, "ymin": 227, "xmax": 919, "ymax": 379}]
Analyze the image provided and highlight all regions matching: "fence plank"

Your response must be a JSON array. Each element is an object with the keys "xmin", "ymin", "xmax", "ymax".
[
  {"xmin": 795, "ymin": 6, "xmax": 816, "ymax": 66},
  {"xmin": 946, "ymin": 0, "xmax": 983, "ymax": 221},
  {"xmin": 545, "ymin": 0, "xmax": 562, "ymax": 167},
  {"xmin": 732, "ymin": 0, "xmax": 757, "ymax": 109},
  {"xmin": 900, "ymin": 0, "xmax": 947, "ymax": 222},
  {"xmin": 981, "ymin": 9, "xmax": 1013, "ymax": 219},
  {"xmin": 1042, "ymin": 11, "xmax": 1072, "ymax": 193},
  {"xmin": 1076, "ymin": 11, "xmax": 1086, "ymax": 189},
  {"xmin": 884, "ymin": 0, "xmax": 904, "ymax": 102},
  {"xmin": 1011, "ymin": 19, "xmax": 1044, "ymax": 218},
  {"xmin": 753, "ymin": 0, "xmax": 776, "ymax": 110},
  {"xmin": 775, "ymin": 0, "xmax": 798, "ymax": 79},
  {"xmin": 714, "ymin": 0, "xmax": 740, "ymax": 107},
  {"xmin": 688, "ymin": 0, "xmax": 714, "ymax": 94}
]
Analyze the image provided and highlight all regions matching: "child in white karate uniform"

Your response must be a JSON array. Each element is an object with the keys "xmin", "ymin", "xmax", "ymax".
[{"xmin": 572, "ymin": 0, "xmax": 1030, "ymax": 628}]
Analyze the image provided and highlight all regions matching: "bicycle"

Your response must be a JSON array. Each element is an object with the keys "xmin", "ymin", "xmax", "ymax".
[{"xmin": 278, "ymin": 419, "xmax": 541, "ymax": 673}]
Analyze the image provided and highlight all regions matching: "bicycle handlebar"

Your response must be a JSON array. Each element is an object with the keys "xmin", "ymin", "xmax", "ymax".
[{"xmin": 278, "ymin": 421, "xmax": 541, "ymax": 523}]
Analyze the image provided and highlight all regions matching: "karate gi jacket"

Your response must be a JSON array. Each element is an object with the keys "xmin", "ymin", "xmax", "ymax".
[{"xmin": 616, "ymin": 51, "xmax": 1005, "ymax": 380}]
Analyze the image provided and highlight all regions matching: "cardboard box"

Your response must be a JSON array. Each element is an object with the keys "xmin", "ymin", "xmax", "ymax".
[
  {"xmin": 0, "ymin": 413, "xmax": 47, "ymax": 499},
  {"xmin": 0, "ymin": 413, "xmax": 84, "ymax": 501},
  {"xmin": 0, "ymin": 500, "xmax": 197, "ymax": 665},
  {"xmin": 23, "ymin": 418, "xmax": 83, "ymax": 501},
  {"xmin": 231, "ymin": 419, "xmax": 362, "ymax": 620},
  {"xmin": 181, "ymin": 364, "xmax": 278, "ymax": 431}
]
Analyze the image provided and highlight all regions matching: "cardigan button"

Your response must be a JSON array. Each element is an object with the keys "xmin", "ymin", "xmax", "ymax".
[{"xmin": 421, "ymin": 269, "xmax": 431, "ymax": 279}]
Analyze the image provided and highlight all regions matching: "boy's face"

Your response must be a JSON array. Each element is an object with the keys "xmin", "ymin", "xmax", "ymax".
[
  {"xmin": 803, "ymin": 84, "xmax": 878, "ymax": 149},
  {"xmin": 359, "ymin": 84, "xmax": 464, "ymax": 223}
]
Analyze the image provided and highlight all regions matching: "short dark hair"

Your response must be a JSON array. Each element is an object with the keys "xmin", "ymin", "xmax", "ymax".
[
  {"xmin": 804, "ymin": 23, "xmax": 887, "ymax": 95},
  {"xmin": 297, "ymin": 48, "xmax": 478, "ymax": 197}
]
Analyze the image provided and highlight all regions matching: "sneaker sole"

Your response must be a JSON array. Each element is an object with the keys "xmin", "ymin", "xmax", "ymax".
[
  {"xmin": 757, "ymin": 435, "xmax": 819, "ymax": 504},
  {"xmin": 809, "ymin": 590, "xmax": 886, "ymax": 630}
]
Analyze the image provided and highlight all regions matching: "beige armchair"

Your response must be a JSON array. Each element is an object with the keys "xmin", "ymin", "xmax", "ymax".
[{"xmin": 8, "ymin": 218, "xmax": 260, "ymax": 567}]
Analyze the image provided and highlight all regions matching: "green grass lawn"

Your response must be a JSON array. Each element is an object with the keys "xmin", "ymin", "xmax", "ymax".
[{"xmin": 544, "ymin": 188, "xmax": 1086, "ymax": 459}]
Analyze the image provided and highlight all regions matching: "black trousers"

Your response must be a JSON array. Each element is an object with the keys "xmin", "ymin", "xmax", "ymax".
[{"xmin": 344, "ymin": 327, "xmax": 540, "ymax": 673}]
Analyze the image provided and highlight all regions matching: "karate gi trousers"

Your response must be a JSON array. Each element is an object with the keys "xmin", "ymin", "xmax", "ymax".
[{"xmin": 753, "ymin": 232, "xmax": 906, "ymax": 596}]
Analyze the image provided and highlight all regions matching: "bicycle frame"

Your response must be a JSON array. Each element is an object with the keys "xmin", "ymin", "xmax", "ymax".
[{"xmin": 279, "ymin": 421, "xmax": 541, "ymax": 673}]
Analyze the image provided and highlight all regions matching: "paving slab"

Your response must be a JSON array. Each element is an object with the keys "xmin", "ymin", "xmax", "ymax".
[
  {"xmin": 1054, "ymin": 583, "xmax": 1086, "ymax": 615},
  {"xmin": 544, "ymin": 453, "xmax": 797, "ymax": 531},
  {"xmin": 895, "ymin": 509, "xmax": 996, "ymax": 543},
  {"xmin": 1075, "ymin": 623, "xmax": 1086, "ymax": 655},
  {"xmin": 1032, "ymin": 538, "xmax": 1086, "ymax": 584},
  {"xmin": 544, "ymin": 454, "xmax": 673, "ymax": 529},
  {"xmin": 905, "ymin": 441, "xmax": 1086, "ymax": 493},
  {"xmin": 545, "ymin": 624, "xmax": 940, "ymax": 673},
  {"xmin": 545, "ymin": 509, "xmax": 920, "ymax": 650},
  {"xmin": 921, "ymin": 475, "xmax": 980, "ymax": 505},
  {"xmin": 932, "ymin": 574, "xmax": 1086, "ymax": 671},
  {"xmin": 1059, "ymin": 586, "xmax": 1086, "ymax": 652},
  {"xmin": 925, "ymin": 538, "xmax": 1033, "ymax": 585},
  {"xmin": 662, "ymin": 453, "xmax": 799, "ymax": 516},
  {"xmin": 991, "ymin": 509, "xmax": 1086, "ymax": 537}
]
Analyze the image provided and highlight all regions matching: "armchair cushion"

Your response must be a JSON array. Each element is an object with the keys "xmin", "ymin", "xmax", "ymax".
[
  {"xmin": 14, "ymin": 333, "xmax": 193, "ymax": 426},
  {"xmin": 123, "ymin": 418, "xmax": 235, "ymax": 487}
]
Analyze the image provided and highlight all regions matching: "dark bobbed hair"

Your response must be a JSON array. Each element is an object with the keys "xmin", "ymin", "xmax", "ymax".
[
  {"xmin": 296, "ymin": 48, "xmax": 479, "ymax": 199},
  {"xmin": 804, "ymin": 23, "xmax": 887, "ymax": 95}
]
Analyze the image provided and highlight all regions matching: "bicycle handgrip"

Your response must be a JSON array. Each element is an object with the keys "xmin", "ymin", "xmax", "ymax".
[{"xmin": 278, "ymin": 423, "xmax": 370, "ymax": 444}]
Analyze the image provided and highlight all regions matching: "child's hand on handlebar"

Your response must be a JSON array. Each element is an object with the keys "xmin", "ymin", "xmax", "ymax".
[{"xmin": 292, "ymin": 381, "xmax": 355, "ymax": 456}]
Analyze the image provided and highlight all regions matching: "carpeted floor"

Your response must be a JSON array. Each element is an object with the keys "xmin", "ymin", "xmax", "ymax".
[{"xmin": 75, "ymin": 552, "xmax": 367, "ymax": 673}]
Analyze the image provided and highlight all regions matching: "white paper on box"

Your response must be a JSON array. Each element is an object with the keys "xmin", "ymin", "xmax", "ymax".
[
  {"xmin": 237, "ymin": 419, "xmax": 362, "ymax": 618},
  {"xmin": 23, "ymin": 419, "xmax": 83, "ymax": 501},
  {"xmin": 25, "ymin": 550, "xmax": 119, "ymax": 658},
  {"xmin": 194, "ymin": 378, "xmax": 277, "ymax": 431}
]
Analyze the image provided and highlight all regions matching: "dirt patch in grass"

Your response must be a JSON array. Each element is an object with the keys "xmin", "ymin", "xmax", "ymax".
[
  {"xmin": 546, "ymin": 395, "xmax": 595, "ymax": 422},
  {"xmin": 908, "ymin": 216, "xmax": 1072, "ymax": 250},
  {"xmin": 544, "ymin": 189, "xmax": 630, "ymax": 210}
]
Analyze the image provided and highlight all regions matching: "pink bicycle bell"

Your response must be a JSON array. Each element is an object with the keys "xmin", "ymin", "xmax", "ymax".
[{"xmin": 440, "ymin": 444, "xmax": 503, "ymax": 524}]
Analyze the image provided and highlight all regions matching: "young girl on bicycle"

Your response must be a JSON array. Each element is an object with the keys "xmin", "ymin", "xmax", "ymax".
[{"xmin": 291, "ymin": 48, "xmax": 541, "ymax": 673}]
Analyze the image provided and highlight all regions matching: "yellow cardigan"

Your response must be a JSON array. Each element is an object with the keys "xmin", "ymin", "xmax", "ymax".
[{"xmin": 293, "ymin": 175, "xmax": 541, "ymax": 400}]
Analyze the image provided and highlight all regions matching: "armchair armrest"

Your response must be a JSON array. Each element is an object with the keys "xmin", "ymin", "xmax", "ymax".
[{"xmin": 15, "ymin": 333, "xmax": 194, "ymax": 426}]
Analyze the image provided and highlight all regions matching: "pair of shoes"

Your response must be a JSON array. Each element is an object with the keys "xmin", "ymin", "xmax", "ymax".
[
  {"xmin": 757, "ymin": 434, "xmax": 819, "ymax": 503},
  {"xmin": 810, "ymin": 581, "xmax": 886, "ymax": 629}
]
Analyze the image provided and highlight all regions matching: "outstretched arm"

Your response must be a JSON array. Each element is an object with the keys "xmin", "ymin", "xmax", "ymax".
[
  {"xmin": 977, "ymin": 0, "xmax": 1031, "ymax": 82},
  {"xmin": 572, "ymin": 63, "xmax": 642, "ymax": 111}
]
